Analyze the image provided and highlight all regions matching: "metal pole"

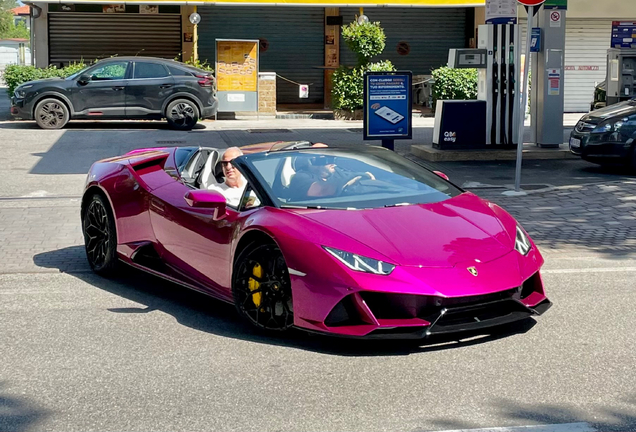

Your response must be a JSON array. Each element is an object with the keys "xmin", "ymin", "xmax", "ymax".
[{"xmin": 514, "ymin": 5, "xmax": 534, "ymax": 192}]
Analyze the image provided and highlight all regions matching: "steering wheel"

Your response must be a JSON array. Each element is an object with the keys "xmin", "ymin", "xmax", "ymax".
[{"xmin": 337, "ymin": 173, "xmax": 372, "ymax": 196}]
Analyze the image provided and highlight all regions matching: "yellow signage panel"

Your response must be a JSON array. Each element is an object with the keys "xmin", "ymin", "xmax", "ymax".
[{"xmin": 216, "ymin": 40, "xmax": 258, "ymax": 92}]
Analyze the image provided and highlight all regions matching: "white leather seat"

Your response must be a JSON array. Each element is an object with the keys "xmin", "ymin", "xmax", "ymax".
[{"xmin": 199, "ymin": 151, "xmax": 219, "ymax": 189}]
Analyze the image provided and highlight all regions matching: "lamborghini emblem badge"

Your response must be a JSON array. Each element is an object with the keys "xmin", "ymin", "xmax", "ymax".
[{"xmin": 467, "ymin": 267, "xmax": 478, "ymax": 277}]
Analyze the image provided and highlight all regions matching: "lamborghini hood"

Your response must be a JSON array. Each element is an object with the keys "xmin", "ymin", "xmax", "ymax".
[{"xmin": 293, "ymin": 193, "xmax": 514, "ymax": 268}]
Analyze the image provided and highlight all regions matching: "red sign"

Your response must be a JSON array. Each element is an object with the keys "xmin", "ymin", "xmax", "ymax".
[{"xmin": 517, "ymin": 0, "xmax": 546, "ymax": 5}]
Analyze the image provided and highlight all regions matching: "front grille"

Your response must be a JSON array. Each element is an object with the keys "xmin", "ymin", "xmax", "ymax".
[
  {"xmin": 360, "ymin": 288, "xmax": 520, "ymax": 321},
  {"xmin": 575, "ymin": 121, "xmax": 596, "ymax": 133}
]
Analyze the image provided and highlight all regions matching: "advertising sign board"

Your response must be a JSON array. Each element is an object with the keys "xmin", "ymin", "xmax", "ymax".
[
  {"xmin": 215, "ymin": 39, "xmax": 259, "ymax": 112},
  {"xmin": 363, "ymin": 71, "xmax": 412, "ymax": 144},
  {"xmin": 612, "ymin": 21, "xmax": 636, "ymax": 49},
  {"xmin": 485, "ymin": 0, "xmax": 517, "ymax": 25}
]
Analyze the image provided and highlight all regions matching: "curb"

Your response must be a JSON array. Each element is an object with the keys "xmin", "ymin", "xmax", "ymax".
[{"xmin": 411, "ymin": 144, "xmax": 578, "ymax": 162}]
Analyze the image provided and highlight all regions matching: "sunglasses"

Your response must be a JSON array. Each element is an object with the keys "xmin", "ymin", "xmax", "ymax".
[{"xmin": 220, "ymin": 160, "xmax": 233, "ymax": 167}]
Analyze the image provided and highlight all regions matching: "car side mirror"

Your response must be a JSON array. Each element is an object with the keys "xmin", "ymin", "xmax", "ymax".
[
  {"xmin": 78, "ymin": 74, "xmax": 91, "ymax": 85},
  {"xmin": 184, "ymin": 190, "xmax": 226, "ymax": 220},
  {"xmin": 433, "ymin": 171, "xmax": 450, "ymax": 181}
]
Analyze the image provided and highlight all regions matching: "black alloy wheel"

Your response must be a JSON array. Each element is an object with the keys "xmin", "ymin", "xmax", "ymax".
[
  {"xmin": 166, "ymin": 99, "xmax": 199, "ymax": 130},
  {"xmin": 34, "ymin": 98, "xmax": 70, "ymax": 130},
  {"xmin": 233, "ymin": 243, "xmax": 294, "ymax": 331},
  {"xmin": 82, "ymin": 194, "xmax": 118, "ymax": 275}
]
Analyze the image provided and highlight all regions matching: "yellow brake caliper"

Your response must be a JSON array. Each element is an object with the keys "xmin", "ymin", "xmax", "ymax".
[{"xmin": 248, "ymin": 263, "xmax": 263, "ymax": 307}]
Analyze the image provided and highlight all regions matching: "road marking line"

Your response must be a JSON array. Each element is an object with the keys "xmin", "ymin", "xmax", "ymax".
[
  {"xmin": 543, "ymin": 267, "xmax": 636, "ymax": 274},
  {"xmin": 429, "ymin": 422, "xmax": 596, "ymax": 432}
]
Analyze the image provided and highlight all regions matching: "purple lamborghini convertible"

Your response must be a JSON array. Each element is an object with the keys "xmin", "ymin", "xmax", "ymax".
[{"xmin": 81, "ymin": 141, "xmax": 551, "ymax": 339}]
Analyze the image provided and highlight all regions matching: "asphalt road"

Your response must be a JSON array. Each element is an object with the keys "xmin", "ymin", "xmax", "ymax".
[
  {"xmin": 2, "ymin": 257, "xmax": 636, "ymax": 432},
  {"xmin": 1, "ymin": 120, "xmax": 636, "ymax": 432}
]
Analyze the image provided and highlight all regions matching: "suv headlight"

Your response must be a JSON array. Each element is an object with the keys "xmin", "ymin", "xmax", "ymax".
[
  {"xmin": 323, "ymin": 246, "xmax": 395, "ymax": 275},
  {"xmin": 515, "ymin": 225, "xmax": 532, "ymax": 256},
  {"xmin": 14, "ymin": 84, "xmax": 32, "ymax": 99}
]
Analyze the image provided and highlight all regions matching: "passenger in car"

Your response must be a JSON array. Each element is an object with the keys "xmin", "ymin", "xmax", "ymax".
[{"xmin": 207, "ymin": 147, "xmax": 246, "ymax": 207}]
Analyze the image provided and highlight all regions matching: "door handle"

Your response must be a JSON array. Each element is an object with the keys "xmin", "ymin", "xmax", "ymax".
[
  {"xmin": 159, "ymin": 84, "xmax": 173, "ymax": 89},
  {"xmin": 112, "ymin": 86, "xmax": 125, "ymax": 91}
]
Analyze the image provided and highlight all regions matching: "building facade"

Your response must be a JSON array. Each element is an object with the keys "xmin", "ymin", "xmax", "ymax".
[{"xmin": 27, "ymin": 0, "xmax": 636, "ymax": 111}]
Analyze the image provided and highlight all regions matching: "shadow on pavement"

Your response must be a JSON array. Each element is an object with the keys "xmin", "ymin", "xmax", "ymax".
[
  {"xmin": 0, "ymin": 120, "xmax": 207, "ymax": 130},
  {"xmin": 428, "ymin": 397, "xmax": 636, "ymax": 432},
  {"xmin": 0, "ymin": 382, "xmax": 49, "ymax": 432},
  {"xmin": 33, "ymin": 246, "xmax": 538, "ymax": 357}
]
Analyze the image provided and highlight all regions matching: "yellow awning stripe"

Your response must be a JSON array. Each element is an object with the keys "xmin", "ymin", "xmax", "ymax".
[{"xmin": 41, "ymin": 0, "xmax": 486, "ymax": 6}]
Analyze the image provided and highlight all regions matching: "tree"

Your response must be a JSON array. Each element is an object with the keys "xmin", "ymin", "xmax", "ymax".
[
  {"xmin": 331, "ymin": 19, "xmax": 395, "ymax": 115},
  {"xmin": 0, "ymin": 5, "xmax": 29, "ymax": 40}
]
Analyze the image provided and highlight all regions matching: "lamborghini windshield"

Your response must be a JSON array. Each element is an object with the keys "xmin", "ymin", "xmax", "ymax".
[{"xmin": 244, "ymin": 147, "xmax": 462, "ymax": 210}]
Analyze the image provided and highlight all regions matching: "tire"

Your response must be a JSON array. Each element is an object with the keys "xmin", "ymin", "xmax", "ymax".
[
  {"xmin": 34, "ymin": 98, "xmax": 70, "ymax": 130},
  {"xmin": 630, "ymin": 146, "xmax": 636, "ymax": 172},
  {"xmin": 232, "ymin": 241, "xmax": 293, "ymax": 331},
  {"xmin": 82, "ymin": 193, "xmax": 119, "ymax": 276},
  {"xmin": 165, "ymin": 99, "xmax": 199, "ymax": 130}
]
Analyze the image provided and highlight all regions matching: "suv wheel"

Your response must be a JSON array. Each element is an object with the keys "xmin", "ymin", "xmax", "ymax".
[
  {"xmin": 166, "ymin": 99, "xmax": 199, "ymax": 130},
  {"xmin": 34, "ymin": 98, "xmax": 70, "ymax": 130}
]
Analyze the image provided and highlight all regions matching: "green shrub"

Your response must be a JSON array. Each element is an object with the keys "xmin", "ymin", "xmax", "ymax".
[
  {"xmin": 431, "ymin": 66, "xmax": 478, "ymax": 111},
  {"xmin": 331, "ymin": 61, "xmax": 396, "ymax": 112},
  {"xmin": 183, "ymin": 57, "xmax": 214, "ymax": 73},
  {"xmin": 3, "ymin": 61, "xmax": 89, "ymax": 96},
  {"xmin": 341, "ymin": 21, "xmax": 386, "ymax": 66}
]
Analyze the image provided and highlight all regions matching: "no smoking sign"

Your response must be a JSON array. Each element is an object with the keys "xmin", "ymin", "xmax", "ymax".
[{"xmin": 550, "ymin": 10, "xmax": 562, "ymax": 27}]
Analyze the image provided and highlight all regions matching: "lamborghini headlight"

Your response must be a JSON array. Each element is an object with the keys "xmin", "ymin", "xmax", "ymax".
[
  {"xmin": 323, "ymin": 246, "xmax": 395, "ymax": 275},
  {"xmin": 514, "ymin": 225, "xmax": 531, "ymax": 256}
]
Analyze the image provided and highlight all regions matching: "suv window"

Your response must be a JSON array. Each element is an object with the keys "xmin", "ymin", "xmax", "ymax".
[
  {"xmin": 89, "ymin": 62, "xmax": 128, "ymax": 80},
  {"xmin": 134, "ymin": 62, "xmax": 169, "ymax": 79},
  {"xmin": 168, "ymin": 66, "xmax": 192, "ymax": 77}
]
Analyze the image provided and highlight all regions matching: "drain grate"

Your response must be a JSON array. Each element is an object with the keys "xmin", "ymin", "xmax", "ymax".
[
  {"xmin": 347, "ymin": 128, "xmax": 363, "ymax": 133},
  {"xmin": 156, "ymin": 140, "xmax": 186, "ymax": 144},
  {"xmin": 247, "ymin": 129, "xmax": 292, "ymax": 133}
]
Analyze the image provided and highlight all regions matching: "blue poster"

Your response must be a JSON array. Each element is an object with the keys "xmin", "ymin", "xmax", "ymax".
[
  {"xmin": 364, "ymin": 72, "xmax": 412, "ymax": 140},
  {"xmin": 612, "ymin": 21, "xmax": 636, "ymax": 49}
]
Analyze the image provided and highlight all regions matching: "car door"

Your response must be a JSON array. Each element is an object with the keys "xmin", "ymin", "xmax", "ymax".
[
  {"xmin": 148, "ymin": 155, "xmax": 243, "ymax": 299},
  {"xmin": 126, "ymin": 61, "xmax": 175, "ymax": 117},
  {"xmin": 71, "ymin": 61, "xmax": 130, "ymax": 117}
]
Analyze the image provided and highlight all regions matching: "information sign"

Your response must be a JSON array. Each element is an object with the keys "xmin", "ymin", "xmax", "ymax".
[
  {"xmin": 612, "ymin": 21, "xmax": 636, "ymax": 49},
  {"xmin": 363, "ymin": 72, "xmax": 412, "ymax": 143},
  {"xmin": 485, "ymin": 0, "xmax": 517, "ymax": 25},
  {"xmin": 215, "ymin": 39, "xmax": 259, "ymax": 113}
]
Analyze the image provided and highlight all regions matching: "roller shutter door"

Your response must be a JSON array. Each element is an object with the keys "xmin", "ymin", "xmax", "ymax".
[
  {"xmin": 521, "ymin": 18, "xmax": 615, "ymax": 112},
  {"xmin": 339, "ymin": 8, "xmax": 467, "ymax": 74},
  {"xmin": 198, "ymin": 7, "xmax": 324, "ymax": 104},
  {"xmin": 48, "ymin": 13, "xmax": 182, "ymax": 66},
  {"xmin": 563, "ymin": 20, "xmax": 612, "ymax": 112}
]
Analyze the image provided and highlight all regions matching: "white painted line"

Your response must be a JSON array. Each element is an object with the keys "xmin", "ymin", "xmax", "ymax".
[
  {"xmin": 543, "ymin": 267, "xmax": 636, "ymax": 274},
  {"xmin": 430, "ymin": 422, "xmax": 596, "ymax": 432}
]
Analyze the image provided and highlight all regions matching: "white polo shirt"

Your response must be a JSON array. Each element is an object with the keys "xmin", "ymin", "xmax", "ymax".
[{"xmin": 207, "ymin": 181, "xmax": 246, "ymax": 208}]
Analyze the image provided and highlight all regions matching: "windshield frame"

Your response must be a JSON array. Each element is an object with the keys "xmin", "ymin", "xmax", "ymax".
[{"xmin": 240, "ymin": 146, "xmax": 464, "ymax": 210}]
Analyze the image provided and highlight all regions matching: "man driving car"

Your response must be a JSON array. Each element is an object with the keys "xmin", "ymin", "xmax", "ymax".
[{"xmin": 288, "ymin": 155, "xmax": 375, "ymax": 200}]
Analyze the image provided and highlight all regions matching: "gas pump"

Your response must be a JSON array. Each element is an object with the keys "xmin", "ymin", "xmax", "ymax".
[
  {"xmin": 606, "ymin": 48, "xmax": 636, "ymax": 106},
  {"xmin": 478, "ymin": 24, "xmax": 521, "ymax": 147}
]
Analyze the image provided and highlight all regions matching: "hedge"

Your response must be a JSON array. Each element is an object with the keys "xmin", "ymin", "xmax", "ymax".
[
  {"xmin": 431, "ymin": 66, "xmax": 478, "ymax": 111},
  {"xmin": 331, "ymin": 60, "xmax": 396, "ymax": 112},
  {"xmin": 3, "ymin": 62, "xmax": 88, "ymax": 96}
]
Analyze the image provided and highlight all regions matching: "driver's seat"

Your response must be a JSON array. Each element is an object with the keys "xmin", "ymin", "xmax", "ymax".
[{"xmin": 198, "ymin": 151, "xmax": 220, "ymax": 189}]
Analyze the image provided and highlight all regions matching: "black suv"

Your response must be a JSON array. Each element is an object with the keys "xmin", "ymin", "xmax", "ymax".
[{"xmin": 11, "ymin": 57, "xmax": 217, "ymax": 130}]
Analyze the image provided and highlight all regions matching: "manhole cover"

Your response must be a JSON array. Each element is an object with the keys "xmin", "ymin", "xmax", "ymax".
[
  {"xmin": 248, "ymin": 129, "xmax": 291, "ymax": 133},
  {"xmin": 156, "ymin": 140, "xmax": 186, "ymax": 144}
]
